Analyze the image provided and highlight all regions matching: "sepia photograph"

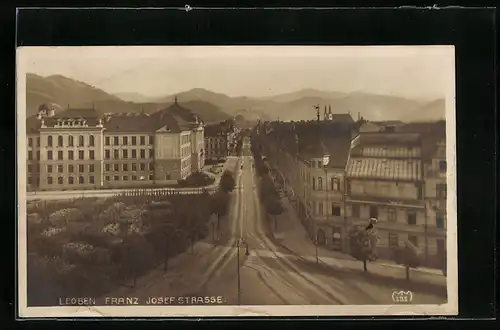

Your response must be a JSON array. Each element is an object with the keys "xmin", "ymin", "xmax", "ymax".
[{"xmin": 17, "ymin": 46, "xmax": 457, "ymax": 317}]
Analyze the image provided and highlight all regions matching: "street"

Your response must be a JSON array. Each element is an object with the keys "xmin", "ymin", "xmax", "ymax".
[{"xmin": 105, "ymin": 138, "xmax": 447, "ymax": 306}]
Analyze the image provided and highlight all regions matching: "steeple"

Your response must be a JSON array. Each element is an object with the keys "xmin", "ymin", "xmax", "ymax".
[
  {"xmin": 174, "ymin": 96, "xmax": 178, "ymax": 104},
  {"xmin": 324, "ymin": 105, "xmax": 327, "ymax": 120},
  {"xmin": 328, "ymin": 104, "xmax": 332, "ymax": 114}
]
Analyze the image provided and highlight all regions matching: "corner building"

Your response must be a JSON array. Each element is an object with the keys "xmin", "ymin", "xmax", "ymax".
[{"xmin": 26, "ymin": 100, "xmax": 205, "ymax": 191}]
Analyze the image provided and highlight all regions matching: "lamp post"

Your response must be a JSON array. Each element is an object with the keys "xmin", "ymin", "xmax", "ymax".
[{"xmin": 236, "ymin": 238, "xmax": 250, "ymax": 305}]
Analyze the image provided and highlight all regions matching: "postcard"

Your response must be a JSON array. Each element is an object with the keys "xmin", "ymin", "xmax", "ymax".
[{"xmin": 17, "ymin": 45, "xmax": 458, "ymax": 317}]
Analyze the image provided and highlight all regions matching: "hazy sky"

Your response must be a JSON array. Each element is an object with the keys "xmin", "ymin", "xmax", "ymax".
[{"xmin": 18, "ymin": 46, "xmax": 454, "ymax": 99}]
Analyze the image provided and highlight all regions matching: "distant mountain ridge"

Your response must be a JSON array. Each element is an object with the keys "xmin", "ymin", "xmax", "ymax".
[
  {"xmin": 25, "ymin": 73, "xmax": 445, "ymax": 123},
  {"xmin": 25, "ymin": 74, "xmax": 231, "ymax": 124}
]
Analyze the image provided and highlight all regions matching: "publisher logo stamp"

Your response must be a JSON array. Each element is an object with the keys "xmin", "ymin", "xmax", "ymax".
[{"xmin": 392, "ymin": 291, "xmax": 413, "ymax": 304}]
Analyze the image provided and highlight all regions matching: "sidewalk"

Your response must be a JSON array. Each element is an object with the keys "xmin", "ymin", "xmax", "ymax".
[{"xmin": 271, "ymin": 193, "xmax": 446, "ymax": 286}]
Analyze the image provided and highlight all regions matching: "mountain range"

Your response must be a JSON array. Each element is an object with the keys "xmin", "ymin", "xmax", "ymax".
[{"xmin": 25, "ymin": 73, "xmax": 446, "ymax": 123}]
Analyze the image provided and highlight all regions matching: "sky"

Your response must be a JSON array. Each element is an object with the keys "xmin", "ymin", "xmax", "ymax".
[{"xmin": 18, "ymin": 46, "xmax": 454, "ymax": 100}]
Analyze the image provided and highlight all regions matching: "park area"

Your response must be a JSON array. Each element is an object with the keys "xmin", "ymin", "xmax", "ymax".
[{"xmin": 26, "ymin": 170, "xmax": 236, "ymax": 306}]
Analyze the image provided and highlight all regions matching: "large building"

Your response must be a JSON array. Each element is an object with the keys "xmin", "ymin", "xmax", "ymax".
[
  {"xmin": 26, "ymin": 99, "xmax": 205, "ymax": 191},
  {"xmin": 259, "ymin": 113, "xmax": 357, "ymax": 251},
  {"xmin": 257, "ymin": 113, "xmax": 447, "ymax": 268},
  {"xmin": 204, "ymin": 119, "xmax": 237, "ymax": 161}
]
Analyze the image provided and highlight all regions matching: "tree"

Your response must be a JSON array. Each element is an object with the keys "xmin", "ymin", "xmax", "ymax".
[
  {"xmin": 220, "ymin": 170, "xmax": 236, "ymax": 193},
  {"xmin": 211, "ymin": 191, "xmax": 230, "ymax": 229},
  {"xmin": 174, "ymin": 194, "xmax": 210, "ymax": 254},
  {"xmin": 117, "ymin": 234, "xmax": 156, "ymax": 287},
  {"xmin": 393, "ymin": 240, "xmax": 421, "ymax": 280},
  {"xmin": 266, "ymin": 199, "xmax": 284, "ymax": 231},
  {"xmin": 348, "ymin": 225, "xmax": 379, "ymax": 272}
]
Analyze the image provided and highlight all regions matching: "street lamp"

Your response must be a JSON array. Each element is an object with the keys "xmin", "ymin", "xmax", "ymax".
[{"xmin": 236, "ymin": 237, "xmax": 250, "ymax": 305}]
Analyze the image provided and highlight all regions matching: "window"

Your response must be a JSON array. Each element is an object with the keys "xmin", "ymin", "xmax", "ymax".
[
  {"xmin": 58, "ymin": 177, "xmax": 63, "ymax": 184},
  {"xmin": 47, "ymin": 136, "xmax": 53, "ymax": 147},
  {"xmin": 113, "ymin": 150, "xmax": 119, "ymax": 159},
  {"xmin": 36, "ymin": 137, "xmax": 40, "ymax": 147},
  {"xmin": 114, "ymin": 136, "xmax": 119, "ymax": 145},
  {"xmin": 79, "ymin": 150, "xmax": 84, "ymax": 160},
  {"xmin": 58, "ymin": 135, "xmax": 63, "ymax": 147},
  {"xmin": 79, "ymin": 176, "xmax": 84, "ymax": 184},
  {"xmin": 47, "ymin": 176, "xmax": 53, "ymax": 184},
  {"xmin": 318, "ymin": 202, "xmax": 323, "ymax": 215},
  {"xmin": 89, "ymin": 135, "xmax": 95, "ymax": 147},
  {"xmin": 36, "ymin": 151, "xmax": 40, "ymax": 160},
  {"xmin": 123, "ymin": 136, "xmax": 128, "ymax": 145},
  {"xmin": 436, "ymin": 212, "xmax": 445, "ymax": 229},
  {"xmin": 123, "ymin": 176, "xmax": 129, "ymax": 181},
  {"xmin": 105, "ymin": 136, "xmax": 110, "ymax": 146},
  {"xmin": 89, "ymin": 164, "xmax": 94, "ymax": 173},
  {"xmin": 436, "ymin": 183, "xmax": 447, "ymax": 198},
  {"xmin": 77, "ymin": 164, "xmax": 83, "ymax": 172},
  {"xmin": 312, "ymin": 177, "xmax": 316, "ymax": 190},
  {"xmin": 36, "ymin": 164, "xmax": 40, "ymax": 172},
  {"xmin": 140, "ymin": 136, "xmax": 145, "ymax": 145},
  {"xmin": 132, "ymin": 136, "xmax": 137, "ymax": 145},
  {"xmin": 68, "ymin": 135, "xmax": 74, "ymax": 147},
  {"xmin": 331, "ymin": 204, "xmax": 341, "ymax": 216},
  {"xmin": 123, "ymin": 149, "xmax": 128, "ymax": 159},
  {"xmin": 132, "ymin": 175, "xmax": 137, "ymax": 181},
  {"xmin": 387, "ymin": 208, "xmax": 397, "ymax": 222},
  {"xmin": 388, "ymin": 233, "xmax": 399, "ymax": 248},
  {"xmin": 149, "ymin": 136, "xmax": 154, "ymax": 144},
  {"xmin": 114, "ymin": 164, "xmax": 119, "ymax": 171},
  {"xmin": 407, "ymin": 210, "xmax": 417, "ymax": 225},
  {"xmin": 132, "ymin": 163, "xmax": 137, "ymax": 171},
  {"xmin": 89, "ymin": 150, "xmax": 95, "ymax": 160},
  {"xmin": 123, "ymin": 164, "xmax": 128, "ymax": 171},
  {"xmin": 27, "ymin": 177, "xmax": 33, "ymax": 185},
  {"xmin": 27, "ymin": 164, "xmax": 32, "ymax": 173},
  {"xmin": 68, "ymin": 165, "xmax": 74, "ymax": 173},
  {"xmin": 436, "ymin": 239, "xmax": 445, "ymax": 257},
  {"xmin": 331, "ymin": 178, "xmax": 340, "ymax": 191},
  {"xmin": 28, "ymin": 138, "xmax": 33, "ymax": 147},
  {"xmin": 132, "ymin": 149, "xmax": 137, "ymax": 159},
  {"xmin": 369, "ymin": 206, "xmax": 378, "ymax": 219},
  {"xmin": 57, "ymin": 165, "xmax": 63, "ymax": 173},
  {"xmin": 165, "ymin": 173, "xmax": 171, "ymax": 180},
  {"xmin": 114, "ymin": 175, "xmax": 119, "ymax": 181},
  {"xmin": 105, "ymin": 149, "xmax": 110, "ymax": 159},
  {"xmin": 417, "ymin": 185, "xmax": 423, "ymax": 200},
  {"xmin": 351, "ymin": 204, "xmax": 360, "ymax": 218},
  {"xmin": 105, "ymin": 164, "xmax": 110, "ymax": 171},
  {"xmin": 28, "ymin": 151, "xmax": 32, "ymax": 160},
  {"xmin": 47, "ymin": 165, "xmax": 53, "ymax": 173},
  {"xmin": 140, "ymin": 163, "xmax": 146, "ymax": 171},
  {"xmin": 57, "ymin": 151, "xmax": 63, "ymax": 160},
  {"xmin": 149, "ymin": 149, "xmax": 154, "ymax": 158},
  {"xmin": 149, "ymin": 163, "xmax": 154, "ymax": 171},
  {"xmin": 149, "ymin": 174, "xmax": 154, "ymax": 180},
  {"xmin": 318, "ymin": 177, "xmax": 323, "ymax": 190},
  {"xmin": 68, "ymin": 150, "xmax": 74, "ymax": 160},
  {"xmin": 140, "ymin": 149, "xmax": 146, "ymax": 159},
  {"xmin": 78, "ymin": 135, "xmax": 84, "ymax": 147},
  {"xmin": 105, "ymin": 176, "xmax": 110, "ymax": 182},
  {"xmin": 89, "ymin": 176, "xmax": 94, "ymax": 184},
  {"xmin": 439, "ymin": 160, "xmax": 447, "ymax": 172},
  {"xmin": 68, "ymin": 177, "xmax": 74, "ymax": 185},
  {"xmin": 408, "ymin": 235, "xmax": 418, "ymax": 247}
]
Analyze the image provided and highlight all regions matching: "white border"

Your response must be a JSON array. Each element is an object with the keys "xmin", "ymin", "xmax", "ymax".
[{"xmin": 16, "ymin": 46, "xmax": 458, "ymax": 318}]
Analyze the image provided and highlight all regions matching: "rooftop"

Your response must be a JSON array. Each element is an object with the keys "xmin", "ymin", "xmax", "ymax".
[{"xmin": 346, "ymin": 157, "xmax": 422, "ymax": 181}]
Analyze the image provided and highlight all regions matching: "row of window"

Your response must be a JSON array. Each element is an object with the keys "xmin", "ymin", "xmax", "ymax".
[
  {"xmin": 44, "ymin": 150, "xmax": 95, "ymax": 161},
  {"xmin": 32, "ymin": 135, "xmax": 96, "ymax": 148},
  {"xmin": 350, "ymin": 205, "xmax": 445, "ymax": 228},
  {"xmin": 311, "ymin": 201, "xmax": 342, "ymax": 216},
  {"xmin": 46, "ymin": 164, "xmax": 95, "ymax": 174},
  {"xmin": 105, "ymin": 163, "xmax": 153, "ymax": 172},
  {"xmin": 105, "ymin": 135, "xmax": 152, "ymax": 146},
  {"xmin": 47, "ymin": 176, "xmax": 96, "ymax": 185},
  {"xmin": 312, "ymin": 177, "xmax": 341, "ymax": 191},
  {"xmin": 388, "ymin": 233, "xmax": 446, "ymax": 256},
  {"xmin": 105, "ymin": 149, "xmax": 153, "ymax": 160},
  {"xmin": 105, "ymin": 175, "xmax": 154, "ymax": 182}
]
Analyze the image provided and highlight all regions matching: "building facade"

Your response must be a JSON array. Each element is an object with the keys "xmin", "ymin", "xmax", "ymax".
[
  {"xmin": 204, "ymin": 119, "xmax": 237, "ymax": 161},
  {"xmin": 26, "ymin": 100, "xmax": 205, "ymax": 191}
]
